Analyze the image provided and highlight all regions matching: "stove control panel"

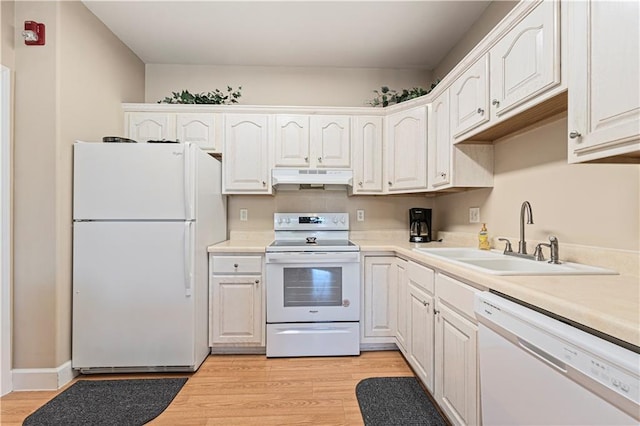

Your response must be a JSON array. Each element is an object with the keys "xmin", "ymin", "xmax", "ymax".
[{"xmin": 274, "ymin": 213, "xmax": 349, "ymax": 230}]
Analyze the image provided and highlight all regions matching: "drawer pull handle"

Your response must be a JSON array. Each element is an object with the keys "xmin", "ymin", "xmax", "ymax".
[{"xmin": 233, "ymin": 263, "xmax": 239, "ymax": 268}]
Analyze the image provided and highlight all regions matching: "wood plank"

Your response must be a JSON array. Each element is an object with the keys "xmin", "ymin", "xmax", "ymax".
[{"xmin": 0, "ymin": 351, "xmax": 414, "ymax": 425}]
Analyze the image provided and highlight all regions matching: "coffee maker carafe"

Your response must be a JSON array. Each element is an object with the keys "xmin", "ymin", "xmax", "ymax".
[{"xmin": 409, "ymin": 208, "xmax": 432, "ymax": 243}]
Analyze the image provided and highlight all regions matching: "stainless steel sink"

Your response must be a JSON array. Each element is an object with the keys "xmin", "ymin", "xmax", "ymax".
[{"xmin": 412, "ymin": 247, "xmax": 617, "ymax": 276}]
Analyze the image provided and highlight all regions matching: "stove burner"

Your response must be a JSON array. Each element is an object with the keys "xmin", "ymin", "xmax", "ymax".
[{"xmin": 305, "ymin": 237, "xmax": 317, "ymax": 244}]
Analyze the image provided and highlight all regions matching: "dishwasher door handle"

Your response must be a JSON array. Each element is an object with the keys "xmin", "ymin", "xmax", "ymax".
[{"xmin": 518, "ymin": 337, "xmax": 567, "ymax": 373}]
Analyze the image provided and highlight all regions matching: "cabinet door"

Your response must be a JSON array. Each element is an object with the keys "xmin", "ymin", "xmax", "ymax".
[
  {"xmin": 429, "ymin": 89, "xmax": 451, "ymax": 189},
  {"xmin": 362, "ymin": 256, "xmax": 397, "ymax": 341},
  {"xmin": 127, "ymin": 112, "xmax": 175, "ymax": 142},
  {"xmin": 223, "ymin": 114, "xmax": 271, "ymax": 193},
  {"xmin": 408, "ymin": 283, "xmax": 435, "ymax": 392},
  {"xmin": 176, "ymin": 113, "xmax": 217, "ymax": 151},
  {"xmin": 210, "ymin": 275, "xmax": 263, "ymax": 345},
  {"xmin": 490, "ymin": 1, "xmax": 560, "ymax": 119},
  {"xmin": 310, "ymin": 116, "xmax": 351, "ymax": 168},
  {"xmin": 395, "ymin": 259, "xmax": 409, "ymax": 353},
  {"xmin": 386, "ymin": 106, "xmax": 428, "ymax": 191},
  {"xmin": 352, "ymin": 116, "xmax": 384, "ymax": 193},
  {"xmin": 568, "ymin": 0, "xmax": 640, "ymax": 163},
  {"xmin": 435, "ymin": 303, "xmax": 478, "ymax": 426},
  {"xmin": 274, "ymin": 115, "xmax": 310, "ymax": 167},
  {"xmin": 451, "ymin": 55, "xmax": 489, "ymax": 139}
]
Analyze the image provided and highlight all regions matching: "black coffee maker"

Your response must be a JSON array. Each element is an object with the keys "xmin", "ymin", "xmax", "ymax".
[{"xmin": 409, "ymin": 208, "xmax": 432, "ymax": 243}]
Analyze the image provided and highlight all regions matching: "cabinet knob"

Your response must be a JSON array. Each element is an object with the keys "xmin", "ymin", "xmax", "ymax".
[
  {"xmin": 492, "ymin": 99, "xmax": 500, "ymax": 107},
  {"xmin": 569, "ymin": 131, "xmax": 582, "ymax": 139},
  {"xmin": 388, "ymin": 181, "xmax": 393, "ymax": 186},
  {"xmin": 304, "ymin": 157, "xmax": 309, "ymax": 162},
  {"xmin": 233, "ymin": 263, "xmax": 239, "ymax": 268},
  {"xmin": 477, "ymin": 108, "xmax": 484, "ymax": 115},
  {"xmin": 254, "ymin": 279, "xmax": 260, "ymax": 285},
  {"xmin": 434, "ymin": 309, "xmax": 440, "ymax": 316},
  {"xmin": 262, "ymin": 181, "xmax": 266, "ymax": 186},
  {"xmin": 440, "ymin": 172, "xmax": 446, "ymax": 178},
  {"xmin": 317, "ymin": 157, "xmax": 322, "ymax": 163},
  {"xmin": 422, "ymin": 301, "xmax": 429, "ymax": 307},
  {"xmin": 358, "ymin": 181, "xmax": 363, "ymax": 187}
]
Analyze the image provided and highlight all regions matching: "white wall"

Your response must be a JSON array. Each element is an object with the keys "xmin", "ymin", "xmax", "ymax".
[
  {"xmin": 11, "ymin": 1, "xmax": 144, "ymax": 371},
  {"xmin": 434, "ymin": 115, "xmax": 640, "ymax": 252},
  {"xmin": 433, "ymin": 1, "xmax": 517, "ymax": 79},
  {"xmin": 228, "ymin": 191, "xmax": 434, "ymax": 235},
  {"xmin": 146, "ymin": 64, "xmax": 433, "ymax": 107}
]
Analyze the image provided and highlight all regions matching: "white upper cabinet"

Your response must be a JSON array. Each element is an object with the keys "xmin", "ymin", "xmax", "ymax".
[
  {"xmin": 127, "ymin": 112, "xmax": 176, "ymax": 143},
  {"xmin": 489, "ymin": 0, "xmax": 560, "ymax": 119},
  {"xmin": 568, "ymin": 0, "xmax": 640, "ymax": 163},
  {"xmin": 274, "ymin": 115, "xmax": 351, "ymax": 168},
  {"xmin": 274, "ymin": 115, "xmax": 310, "ymax": 167},
  {"xmin": 352, "ymin": 116, "xmax": 384, "ymax": 194},
  {"xmin": 176, "ymin": 113, "xmax": 217, "ymax": 151},
  {"xmin": 429, "ymin": 89, "xmax": 451, "ymax": 189},
  {"xmin": 126, "ymin": 112, "xmax": 219, "ymax": 152},
  {"xmin": 222, "ymin": 114, "xmax": 272, "ymax": 194},
  {"xmin": 450, "ymin": 55, "xmax": 490, "ymax": 139},
  {"xmin": 386, "ymin": 105, "xmax": 428, "ymax": 192},
  {"xmin": 311, "ymin": 115, "xmax": 351, "ymax": 168}
]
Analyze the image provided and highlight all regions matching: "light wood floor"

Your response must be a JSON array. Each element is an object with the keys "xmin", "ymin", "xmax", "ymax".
[{"xmin": 1, "ymin": 350, "xmax": 415, "ymax": 425}]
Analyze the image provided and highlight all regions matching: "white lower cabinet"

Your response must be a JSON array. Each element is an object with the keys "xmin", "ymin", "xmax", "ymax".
[
  {"xmin": 362, "ymin": 256, "xmax": 397, "ymax": 344},
  {"xmin": 406, "ymin": 261, "xmax": 436, "ymax": 392},
  {"xmin": 388, "ymin": 259, "xmax": 481, "ymax": 426},
  {"xmin": 395, "ymin": 258, "xmax": 409, "ymax": 354},
  {"xmin": 408, "ymin": 282, "xmax": 435, "ymax": 392},
  {"xmin": 209, "ymin": 255, "xmax": 264, "ymax": 347},
  {"xmin": 434, "ymin": 273, "xmax": 480, "ymax": 426}
]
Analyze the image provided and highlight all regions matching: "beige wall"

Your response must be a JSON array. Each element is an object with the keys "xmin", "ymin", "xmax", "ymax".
[
  {"xmin": 1, "ymin": 0, "xmax": 16, "ymax": 68},
  {"xmin": 228, "ymin": 192, "xmax": 434, "ymax": 234},
  {"xmin": 434, "ymin": 116, "xmax": 640, "ymax": 252},
  {"xmin": 433, "ymin": 1, "xmax": 517, "ymax": 80},
  {"xmin": 12, "ymin": 1, "xmax": 144, "ymax": 369},
  {"xmin": 145, "ymin": 64, "xmax": 433, "ymax": 107}
]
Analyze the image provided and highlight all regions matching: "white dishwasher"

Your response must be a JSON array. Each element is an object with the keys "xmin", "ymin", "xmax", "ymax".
[{"xmin": 475, "ymin": 291, "xmax": 639, "ymax": 425}]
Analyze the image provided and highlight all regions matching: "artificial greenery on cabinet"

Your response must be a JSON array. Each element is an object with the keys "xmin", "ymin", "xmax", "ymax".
[
  {"xmin": 158, "ymin": 86, "xmax": 242, "ymax": 104},
  {"xmin": 368, "ymin": 81, "xmax": 440, "ymax": 107}
]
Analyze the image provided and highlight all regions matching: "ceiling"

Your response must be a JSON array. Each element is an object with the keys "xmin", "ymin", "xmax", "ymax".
[{"xmin": 81, "ymin": 1, "xmax": 491, "ymax": 70}]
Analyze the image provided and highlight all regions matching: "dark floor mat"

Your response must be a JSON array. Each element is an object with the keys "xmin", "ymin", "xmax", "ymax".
[
  {"xmin": 356, "ymin": 377, "xmax": 447, "ymax": 426},
  {"xmin": 23, "ymin": 378, "xmax": 187, "ymax": 426}
]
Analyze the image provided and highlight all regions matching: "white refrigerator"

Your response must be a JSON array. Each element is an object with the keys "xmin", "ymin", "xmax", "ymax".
[{"xmin": 72, "ymin": 141, "xmax": 226, "ymax": 373}]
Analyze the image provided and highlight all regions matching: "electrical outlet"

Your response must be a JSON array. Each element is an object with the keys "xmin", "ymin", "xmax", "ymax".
[
  {"xmin": 240, "ymin": 208, "xmax": 248, "ymax": 221},
  {"xmin": 469, "ymin": 207, "xmax": 480, "ymax": 224},
  {"xmin": 356, "ymin": 209, "xmax": 365, "ymax": 222}
]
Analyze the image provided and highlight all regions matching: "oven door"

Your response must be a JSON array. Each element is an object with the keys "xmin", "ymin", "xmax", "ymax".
[{"xmin": 266, "ymin": 251, "xmax": 360, "ymax": 323}]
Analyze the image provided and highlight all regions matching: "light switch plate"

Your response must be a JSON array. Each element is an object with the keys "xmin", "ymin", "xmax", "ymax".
[
  {"xmin": 469, "ymin": 207, "xmax": 480, "ymax": 223},
  {"xmin": 240, "ymin": 209, "xmax": 248, "ymax": 221},
  {"xmin": 356, "ymin": 209, "xmax": 365, "ymax": 222}
]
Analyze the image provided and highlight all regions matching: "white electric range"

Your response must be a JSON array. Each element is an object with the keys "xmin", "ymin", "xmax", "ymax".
[{"xmin": 265, "ymin": 213, "xmax": 360, "ymax": 357}]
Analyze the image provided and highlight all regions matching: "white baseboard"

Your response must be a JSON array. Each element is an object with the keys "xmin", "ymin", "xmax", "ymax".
[{"xmin": 12, "ymin": 361, "xmax": 78, "ymax": 391}]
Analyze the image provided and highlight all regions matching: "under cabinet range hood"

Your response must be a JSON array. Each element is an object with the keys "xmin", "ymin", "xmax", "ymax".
[{"xmin": 272, "ymin": 169, "xmax": 353, "ymax": 190}]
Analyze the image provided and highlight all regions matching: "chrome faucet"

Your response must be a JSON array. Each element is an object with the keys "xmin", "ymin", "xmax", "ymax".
[
  {"xmin": 518, "ymin": 201, "xmax": 534, "ymax": 255},
  {"xmin": 534, "ymin": 236, "xmax": 561, "ymax": 264}
]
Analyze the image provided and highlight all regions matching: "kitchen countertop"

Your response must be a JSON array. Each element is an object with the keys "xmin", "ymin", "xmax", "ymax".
[{"xmin": 208, "ymin": 238, "xmax": 640, "ymax": 349}]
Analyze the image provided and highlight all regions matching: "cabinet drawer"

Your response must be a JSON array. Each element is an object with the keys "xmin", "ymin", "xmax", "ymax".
[
  {"xmin": 435, "ymin": 273, "xmax": 479, "ymax": 321},
  {"xmin": 407, "ymin": 261, "xmax": 435, "ymax": 294},
  {"xmin": 212, "ymin": 256, "xmax": 262, "ymax": 274}
]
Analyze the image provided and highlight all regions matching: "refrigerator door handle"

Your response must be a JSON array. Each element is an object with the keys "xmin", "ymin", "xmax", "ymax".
[
  {"xmin": 184, "ymin": 221, "xmax": 194, "ymax": 297},
  {"xmin": 183, "ymin": 144, "xmax": 195, "ymax": 220}
]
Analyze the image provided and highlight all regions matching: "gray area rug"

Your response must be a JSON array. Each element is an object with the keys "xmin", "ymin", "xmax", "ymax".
[
  {"xmin": 356, "ymin": 377, "xmax": 447, "ymax": 426},
  {"xmin": 23, "ymin": 378, "xmax": 187, "ymax": 426}
]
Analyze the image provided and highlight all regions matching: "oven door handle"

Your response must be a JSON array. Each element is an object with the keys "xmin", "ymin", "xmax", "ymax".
[{"xmin": 266, "ymin": 252, "xmax": 360, "ymax": 263}]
